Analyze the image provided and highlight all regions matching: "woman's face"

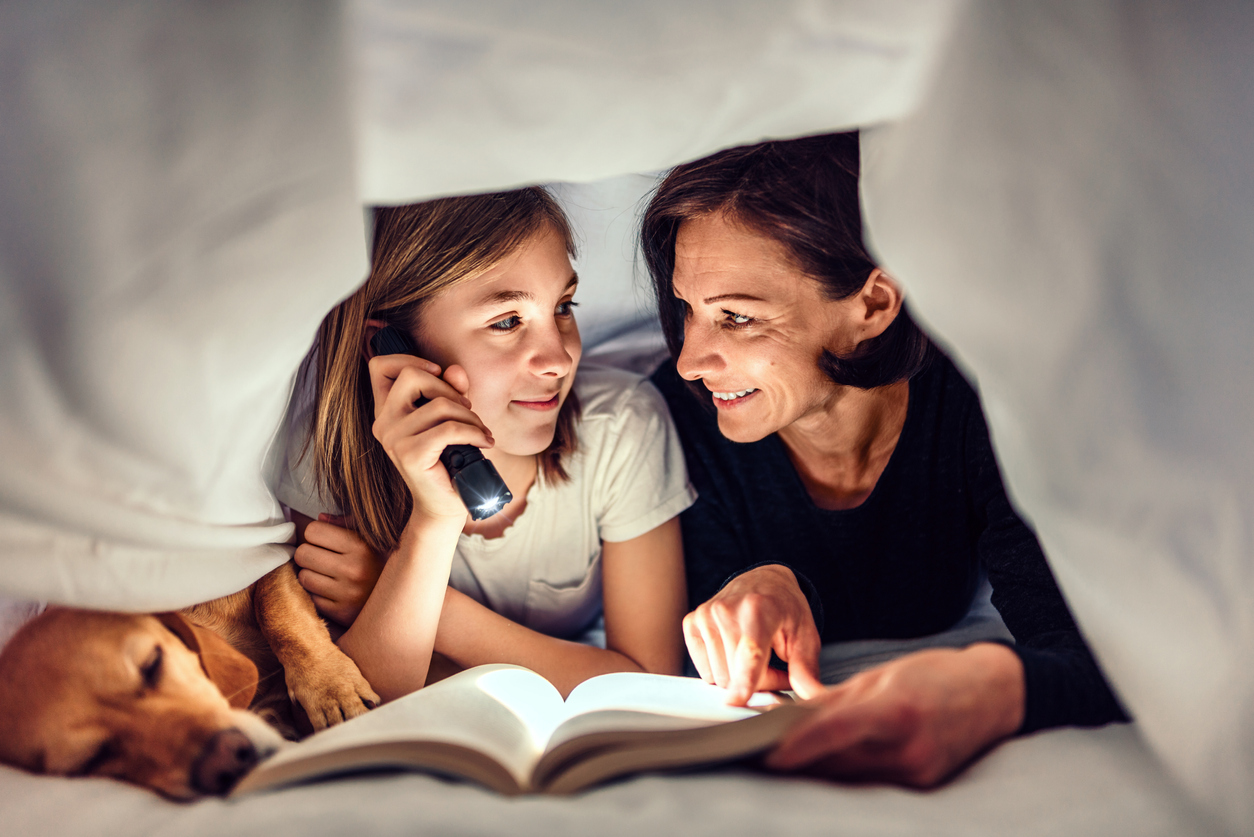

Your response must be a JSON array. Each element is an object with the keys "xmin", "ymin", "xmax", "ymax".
[
  {"xmin": 417, "ymin": 225, "xmax": 582, "ymax": 457},
  {"xmin": 672, "ymin": 212, "xmax": 857, "ymax": 444}
]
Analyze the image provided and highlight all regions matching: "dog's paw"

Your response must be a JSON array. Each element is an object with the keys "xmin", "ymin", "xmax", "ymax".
[{"xmin": 285, "ymin": 647, "xmax": 380, "ymax": 731}]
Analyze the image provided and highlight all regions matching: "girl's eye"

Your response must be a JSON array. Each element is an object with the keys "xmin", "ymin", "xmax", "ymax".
[
  {"xmin": 556, "ymin": 300, "xmax": 579, "ymax": 317},
  {"xmin": 489, "ymin": 315, "xmax": 521, "ymax": 331},
  {"xmin": 723, "ymin": 310, "xmax": 753, "ymax": 328}
]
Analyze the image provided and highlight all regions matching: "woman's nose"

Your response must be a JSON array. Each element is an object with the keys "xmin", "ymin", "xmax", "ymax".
[{"xmin": 676, "ymin": 324, "xmax": 722, "ymax": 381}]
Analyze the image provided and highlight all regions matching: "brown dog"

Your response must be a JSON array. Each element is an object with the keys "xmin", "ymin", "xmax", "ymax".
[{"xmin": 0, "ymin": 561, "xmax": 379, "ymax": 799}]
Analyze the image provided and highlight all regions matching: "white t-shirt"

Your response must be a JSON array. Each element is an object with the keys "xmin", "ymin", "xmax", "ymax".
[{"xmin": 276, "ymin": 364, "xmax": 696, "ymax": 639}]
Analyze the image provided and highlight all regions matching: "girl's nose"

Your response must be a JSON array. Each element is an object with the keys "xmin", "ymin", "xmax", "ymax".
[{"xmin": 531, "ymin": 324, "xmax": 576, "ymax": 378}]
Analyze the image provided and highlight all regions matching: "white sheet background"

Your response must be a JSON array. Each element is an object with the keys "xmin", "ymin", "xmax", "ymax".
[
  {"xmin": 861, "ymin": 4, "xmax": 1254, "ymax": 830},
  {"xmin": 1, "ymin": 0, "xmax": 1251, "ymax": 832},
  {"xmin": 0, "ymin": 2, "xmax": 367, "ymax": 608}
]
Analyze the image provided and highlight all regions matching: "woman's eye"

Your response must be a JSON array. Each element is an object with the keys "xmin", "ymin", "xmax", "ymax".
[
  {"xmin": 556, "ymin": 300, "xmax": 579, "ymax": 317},
  {"xmin": 489, "ymin": 315, "xmax": 521, "ymax": 331},
  {"xmin": 723, "ymin": 310, "xmax": 753, "ymax": 327}
]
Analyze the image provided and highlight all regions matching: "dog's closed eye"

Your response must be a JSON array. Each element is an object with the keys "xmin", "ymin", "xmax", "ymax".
[
  {"xmin": 74, "ymin": 738, "xmax": 119, "ymax": 777},
  {"xmin": 140, "ymin": 645, "xmax": 163, "ymax": 691}
]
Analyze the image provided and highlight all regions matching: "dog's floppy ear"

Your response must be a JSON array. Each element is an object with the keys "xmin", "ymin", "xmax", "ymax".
[{"xmin": 155, "ymin": 613, "xmax": 259, "ymax": 709}]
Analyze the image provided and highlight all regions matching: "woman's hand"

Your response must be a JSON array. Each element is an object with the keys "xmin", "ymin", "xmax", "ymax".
[
  {"xmin": 766, "ymin": 643, "xmax": 1026, "ymax": 787},
  {"xmin": 367, "ymin": 354, "xmax": 492, "ymax": 522},
  {"xmin": 684, "ymin": 564, "xmax": 825, "ymax": 705},
  {"xmin": 294, "ymin": 514, "xmax": 385, "ymax": 627}
]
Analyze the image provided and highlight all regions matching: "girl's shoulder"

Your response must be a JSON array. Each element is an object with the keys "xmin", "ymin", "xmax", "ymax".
[{"xmin": 567, "ymin": 364, "xmax": 696, "ymax": 540}]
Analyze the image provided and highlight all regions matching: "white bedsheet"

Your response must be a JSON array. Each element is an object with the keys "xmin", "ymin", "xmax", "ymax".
[{"xmin": 0, "ymin": 719, "xmax": 1214, "ymax": 837}]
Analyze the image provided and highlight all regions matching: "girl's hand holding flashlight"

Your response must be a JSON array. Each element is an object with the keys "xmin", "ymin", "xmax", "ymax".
[{"xmin": 366, "ymin": 354, "xmax": 494, "ymax": 523}]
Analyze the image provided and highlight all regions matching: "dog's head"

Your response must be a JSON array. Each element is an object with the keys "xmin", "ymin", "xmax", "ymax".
[{"xmin": 0, "ymin": 607, "xmax": 283, "ymax": 799}]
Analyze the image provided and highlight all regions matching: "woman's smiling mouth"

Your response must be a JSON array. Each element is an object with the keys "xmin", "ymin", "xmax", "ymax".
[
  {"xmin": 710, "ymin": 388, "xmax": 758, "ymax": 408},
  {"xmin": 512, "ymin": 394, "xmax": 560, "ymax": 411}
]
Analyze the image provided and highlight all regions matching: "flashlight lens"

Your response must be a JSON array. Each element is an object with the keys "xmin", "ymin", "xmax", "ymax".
[{"xmin": 453, "ymin": 459, "xmax": 513, "ymax": 520}]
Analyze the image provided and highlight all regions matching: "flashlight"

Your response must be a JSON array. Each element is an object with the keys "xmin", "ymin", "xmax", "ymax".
[{"xmin": 370, "ymin": 326, "xmax": 513, "ymax": 521}]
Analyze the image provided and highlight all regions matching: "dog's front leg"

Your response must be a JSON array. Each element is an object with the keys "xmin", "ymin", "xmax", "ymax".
[{"xmin": 253, "ymin": 562, "xmax": 380, "ymax": 731}]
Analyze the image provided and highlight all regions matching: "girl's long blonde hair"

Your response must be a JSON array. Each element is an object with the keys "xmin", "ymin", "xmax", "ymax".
[{"xmin": 309, "ymin": 188, "xmax": 581, "ymax": 557}]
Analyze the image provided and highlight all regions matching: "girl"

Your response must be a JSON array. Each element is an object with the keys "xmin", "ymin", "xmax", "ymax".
[{"xmin": 277, "ymin": 188, "xmax": 693, "ymax": 702}]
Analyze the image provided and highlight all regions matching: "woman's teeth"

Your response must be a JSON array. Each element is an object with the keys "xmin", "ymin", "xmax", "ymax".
[{"xmin": 712, "ymin": 388, "xmax": 757, "ymax": 401}]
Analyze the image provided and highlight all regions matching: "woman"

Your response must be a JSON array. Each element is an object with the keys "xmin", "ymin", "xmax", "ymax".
[
  {"xmin": 643, "ymin": 133, "xmax": 1126, "ymax": 786},
  {"xmin": 278, "ymin": 188, "xmax": 692, "ymax": 701}
]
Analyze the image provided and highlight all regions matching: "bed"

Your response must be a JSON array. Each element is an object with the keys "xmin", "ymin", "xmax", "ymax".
[
  {"xmin": 0, "ymin": 583, "xmax": 1222, "ymax": 836},
  {"xmin": 2, "ymin": 1, "xmax": 1251, "ymax": 834}
]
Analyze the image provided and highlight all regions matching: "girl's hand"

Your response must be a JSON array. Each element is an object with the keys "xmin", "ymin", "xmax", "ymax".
[
  {"xmin": 367, "ymin": 354, "xmax": 493, "ymax": 522},
  {"xmin": 295, "ymin": 514, "xmax": 385, "ymax": 627}
]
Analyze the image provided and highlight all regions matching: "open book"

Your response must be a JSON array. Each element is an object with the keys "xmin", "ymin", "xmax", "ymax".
[{"xmin": 233, "ymin": 663, "xmax": 811, "ymax": 796}]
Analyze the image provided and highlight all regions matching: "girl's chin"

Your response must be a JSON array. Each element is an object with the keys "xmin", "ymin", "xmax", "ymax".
[{"xmin": 489, "ymin": 432, "xmax": 558, "ymax": 459}]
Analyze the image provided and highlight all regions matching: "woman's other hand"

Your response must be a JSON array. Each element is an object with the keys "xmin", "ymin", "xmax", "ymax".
[
  {"xmin": 766, "ymin": 643, "xmax": 1025, "ymax": 787},
  {"xmin": 367, "ymin": 354, "xmax": 492, "ymax": 522},
  {"xmin": 295, "ymin": 514, "xmax": 386, "ymax": 627},
  {"xmin": 684, "ymin": 564, "xmax": 825, "ymax": 705}
]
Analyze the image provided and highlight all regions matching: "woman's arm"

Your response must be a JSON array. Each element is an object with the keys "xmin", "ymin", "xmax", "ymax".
[
  {"xmin": 433, "ymin": 517, "xmax": 688, "ymax": 697},
  {"xmin": 766, "ymin": 382, "xmax": 1127, "ymax": 787},
  {"xmin": 767, "ymin": 642, "xmax": 1025, "ymax": 786},
  {"xmin": 964, "ymin": 400, "xmax": 1128, "ymax": 732}
]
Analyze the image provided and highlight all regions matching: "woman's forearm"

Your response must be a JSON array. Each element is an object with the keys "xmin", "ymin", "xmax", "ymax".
[
  {"xmin": 337, "ymin": 513, "xmax": 462, "ymax": 702},
  {"xmin": 434, "ymin": 587, "xmax": 650, "ymax": 697}
]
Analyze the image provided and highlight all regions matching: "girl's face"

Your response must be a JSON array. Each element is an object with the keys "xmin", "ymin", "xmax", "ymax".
[{"xmin": 417, "ymin": 225, "xmax": 582, "ymax": 458}]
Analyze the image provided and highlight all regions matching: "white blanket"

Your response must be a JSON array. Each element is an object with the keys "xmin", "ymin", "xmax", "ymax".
[{"xmin": 3, "ymin": 0, "xmax": 1252, "ymax": 831}]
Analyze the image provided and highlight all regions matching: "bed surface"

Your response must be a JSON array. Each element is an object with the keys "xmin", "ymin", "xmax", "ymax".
[
  {"xmin": 0, "ymin": 724, "xmax": 1215, "ymax": 837},
  {"xmin": 0, "ymin": 593, "xmax": 1218, "ymax": 837}
]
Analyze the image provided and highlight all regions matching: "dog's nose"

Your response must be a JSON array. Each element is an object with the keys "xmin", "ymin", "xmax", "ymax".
[{"xmin": 191, "ymin": 728, "xmax": 259, "ymax": 796}]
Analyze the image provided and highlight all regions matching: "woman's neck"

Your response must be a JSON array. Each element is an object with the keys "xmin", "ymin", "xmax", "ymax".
[
  {"xmin": 776, "ymin": 380, "xmax": 909, "ymax": 511},
  {"xmin": 461, "ymin": 449, "xmax": 538, "ymax": 539}
]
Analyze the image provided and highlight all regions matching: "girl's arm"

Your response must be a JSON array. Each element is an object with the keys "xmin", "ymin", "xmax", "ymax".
[
  {"xmin": 319, "ymin": 354, "xmax": 490, "ymax": 702},
  {"xmin": 333, "ymin": 512, "xmax": 462, "ymax": 701},
  {"xmin": 434, "ymin": 517, "xmax": 687, "ymax": 696}
]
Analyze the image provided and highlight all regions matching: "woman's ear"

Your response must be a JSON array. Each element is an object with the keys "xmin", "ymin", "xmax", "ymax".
[
  {"xmin": 855, "ymin": 268, "xmax": 904, "ymax": 342},
  {"xmin": 362, "ymin": 319, "xmax": 388, "ymax": 361}
]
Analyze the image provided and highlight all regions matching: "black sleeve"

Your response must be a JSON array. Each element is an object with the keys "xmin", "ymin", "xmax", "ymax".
[
  {"xmin": 965, "ymin": 400, "xmax": 1129, "ymax": 733},
  {"xmin": 677, "ymin": 443, "xmax": 826, "ymax": 635}
]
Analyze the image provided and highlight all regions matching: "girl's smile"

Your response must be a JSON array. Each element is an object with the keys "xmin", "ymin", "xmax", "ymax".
[{"xmin": 512, "ymin": 394, "xmax": 560, "ymax": 411}]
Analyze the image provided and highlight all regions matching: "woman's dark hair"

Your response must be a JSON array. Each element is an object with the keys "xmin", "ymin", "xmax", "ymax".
[{"xmin": 641, "ymin": 131, "xmax": 931, "ymax": 390}]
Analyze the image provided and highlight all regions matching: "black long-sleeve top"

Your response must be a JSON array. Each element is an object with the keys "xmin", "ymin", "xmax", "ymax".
[{"xmin": 651, "ymin": 353, "xmax": 1127, "ymax": 734}]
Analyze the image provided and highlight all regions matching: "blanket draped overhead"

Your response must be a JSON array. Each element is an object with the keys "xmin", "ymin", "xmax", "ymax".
[{"xmin": 1, "ymin": 1, "xmax": 1250, "ymax": 832}]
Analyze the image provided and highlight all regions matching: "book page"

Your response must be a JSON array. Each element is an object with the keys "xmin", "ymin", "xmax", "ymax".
[
  {"xmin": 563, "ymin": 672, "xmax": 780, "ymax": 722},
  {"xmin": 536, "ymin": 704, "xmax": 811, "ymax": 794},
  {"xmin": 541, "ymin": 673, "xmax": 781, "ymax": 756},
  {"xmin": 234, "ymin": 664, "xmax": 565, "ymax": 794}
]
